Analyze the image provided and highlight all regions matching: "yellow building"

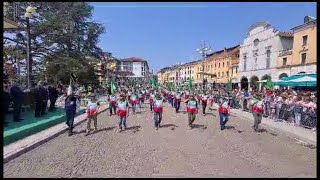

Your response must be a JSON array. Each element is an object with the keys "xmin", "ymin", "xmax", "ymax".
[
  {"xmin": 276, "ymin": 16, "xmax": 317, "ymax": 79},
  {"xmin": 290, "ymin": 16, "xmax": 317, "ymax": 75},
  {"xmin": 204, "ymin": 45, "xmax": 240, "ymax": 84}
]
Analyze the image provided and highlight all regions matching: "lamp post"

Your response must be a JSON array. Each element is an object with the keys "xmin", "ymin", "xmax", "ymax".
[
  {"xmin": 24, "ymin": 5, "xmax": 36, "ymax": 88},
  {"xmin": 196, "ymin": 41, "xmax": 212, "ymax": 90}
]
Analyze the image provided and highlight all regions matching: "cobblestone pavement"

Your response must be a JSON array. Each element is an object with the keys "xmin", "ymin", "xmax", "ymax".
[{"xmin": 3, "ymin": 102, "xmax": 316, "ymax": 178}]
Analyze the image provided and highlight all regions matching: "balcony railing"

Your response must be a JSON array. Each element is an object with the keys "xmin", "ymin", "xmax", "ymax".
[{"xmin": 278, "ymin": 49, "xmax": 293, "ymax": 57}]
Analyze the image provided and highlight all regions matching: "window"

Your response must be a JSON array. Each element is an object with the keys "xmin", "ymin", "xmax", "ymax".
[
  {"xmin": 266, "ymin": 50, "xmax": 271, "ymax": 68},
  {"xmin": 222, "ymin": 72, "xmax": 224, "ymax": 78},
  {"xmin": 282, "ymin": 57, "xmax": 287, "ymax": 66},
  {"xmin": 243, "ymin": 56, "xmax": 247, "ymax": 71},
  {"xmin": 301, "ymin": 53, "xmax": 307, "ymax": 64},
  {"xmin": 231, "ymin": 68, "xmax": 233, "ymax": 75},
  {"xmin": 219, "ymin": 63, "xmax": 220, "ymax": 68},
  {"xmin": 223, "ymin": 62, "xmax": 224, "ymax": 67},
  {"xmin": 227, "ymin": 62, "xmax": 229, "ymax": 67},
  {"xmin": 226, "ymin": 71, "xmax": 229, "ymax": 77},
  {"xmin": 218, "ymin": 72, "xmax": 220, "ymax": 78},
  {"xmin": 302, "ymin": 35, "xmax": 308, "ymax": 46},
  {"xmin": 210, "ymin": 65, "xmax": 212, "ymax": 69},
  {"xmin": 215, "ymin": 63, "xmax": 216, "ymax": 68},
  {"xmin": 236, "ymin": 67, "xmax": 238, "ymax": 73}
]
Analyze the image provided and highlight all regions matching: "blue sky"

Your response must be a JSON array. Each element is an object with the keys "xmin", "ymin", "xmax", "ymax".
[{"xmin": 90, "ymin": 2, "xmax": 316, "ymax": 73}]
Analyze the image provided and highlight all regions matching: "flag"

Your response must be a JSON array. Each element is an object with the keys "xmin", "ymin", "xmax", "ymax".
[
  {"xmin": 151, "ymin": 75, "xmax": 157, "ymax": 87},
  {"xmin": 111, "ymin": 78, "xmax": 116, "ymax": 94},
  {"xmin": 265, "ymin": 76, "xmax": 274, "ymax": 90},
  {"xmin": 226, "ymin": 78, "xmax": 232, "ymax": 94},
  {"xmin": 188, "ymin": 76, "xmax": 192, "ymax": 93},
  {"xmin": 69, "ymin": 73, "xmax": 76, "ymax": 93}
]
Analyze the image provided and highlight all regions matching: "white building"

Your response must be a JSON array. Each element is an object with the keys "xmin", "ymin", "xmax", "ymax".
[
  {"xmin": 179, "ymin": 62, "xmax": 196, "ymax": 85},
  {"xmin": 239, "ymin": 22, "xmax": 293, "ymax": 90},
  {"xmin": 119, "ymin": 57, "xmax": 150, "ymax": 79}
]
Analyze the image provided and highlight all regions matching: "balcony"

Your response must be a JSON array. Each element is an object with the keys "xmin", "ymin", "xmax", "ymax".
[
  {"xmin": 278, "ymin": 49, "xmax": 293, "ymax": 57},
  {"xmin": 3, "ymin": 2, "xmax": 23, "ymax": 31}
]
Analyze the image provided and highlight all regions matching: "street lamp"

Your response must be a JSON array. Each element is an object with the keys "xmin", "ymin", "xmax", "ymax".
[
  {"xmin": 24, "ymin": 5, "xmax": 36, "ymax": 88},
  {"xmin": 196, "ymin": 41, "xmax": 212, "ymax": 90}
]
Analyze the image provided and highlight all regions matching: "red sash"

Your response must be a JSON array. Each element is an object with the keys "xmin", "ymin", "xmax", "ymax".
[
  {"xmin": 218, "ymin": 107, "xmax": 229, "ymax": 114},
  {"xmin": 149, "ymin": 98, "xmax": 154, "ymax": 104},
  {"xmin": 131, "ymin": 100, "xmax": 137, "ymax": 105},
  {"xmin": 252, "ymin": 106, "xmax": 263, "ymax": 113},
  {"xmin": 153, "ymin": 107, "xmax": 163, "ymax": 113},
  {"xmin": 87, "ymin": 110, "xmax": 96, "ymax": 117},
  {"xmin": 117, "ymin": 109, "xmax": 127, "ymax": 117},
  {"xmin": 187, "ymin": 107, "xmax": 197, "ymax": 113},
  {"xmin": 109, "ymin": 101, "xmax": 116, "ymax": 105}
]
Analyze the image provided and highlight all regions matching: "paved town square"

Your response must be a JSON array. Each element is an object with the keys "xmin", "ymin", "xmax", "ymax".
[
  {"xmin": 3, "ymin": 2, "xmax": 317, "ymax": 178},
  {"xmin": 4, "ymin": 102, "xmax": 316, "ymax": 178}
]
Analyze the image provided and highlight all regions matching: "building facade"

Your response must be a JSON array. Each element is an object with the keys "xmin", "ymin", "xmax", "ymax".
[
  {"xmin": 276, "ymin": 16, "xmax": 317, "ymax": 80},
  {"xmin": 118, "ymin": 57, "xmax": 150, "ymax": 80},
  {"xmin": 239, "ymin": 22, "xmax": 293, "ymax": 90},
  {"xmin": 290, "ymin": 16, "xmax": 317, "ymax": 75}
]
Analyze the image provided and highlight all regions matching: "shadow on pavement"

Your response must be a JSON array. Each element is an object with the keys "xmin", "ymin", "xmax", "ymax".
[
  {"xmin": 224, "ymin": 126, "xmax": 244, "ymax": 133},
  {"xmin": 255, "ymin": 128, "xmax": 278, "ymax": 136},
  {"xmin": 160, "ymin": 124, "xmax": 178, "ymax": 128},
  {"xmin": 126, "ymin": 126, "xmax": 141, "ymax": 133},
  {"xmin": 90, "ymin": 126, "xmax": 116, "ymax": 135},
  {"xmin": 192, "ymin": 124, "xmax": 207, "ymax": 130}
]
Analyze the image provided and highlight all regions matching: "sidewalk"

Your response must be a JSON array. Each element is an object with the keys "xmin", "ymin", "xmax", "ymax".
[
  {"xmin": 4, "ymin": 104, "xmax": 109, "ymax": 163},
  {"xmin": 212, "ymin": 104, "xmax": 317, "ymax": 146}
]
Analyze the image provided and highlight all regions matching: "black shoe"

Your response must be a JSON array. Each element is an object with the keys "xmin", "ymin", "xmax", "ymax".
[
  {"xmin": 68, "ymin": 131, "xmax": 73, "ymax": 136},
  {"xmin": 18, "ymin": 118, "xmax": 24, "ymax": 121},
  {"xmin": 221, "ymin": 126, "xmax": 225, "ymax": 131}
]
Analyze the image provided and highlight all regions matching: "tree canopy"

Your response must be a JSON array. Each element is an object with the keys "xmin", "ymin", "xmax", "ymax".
[{"xmin": 4, "ymin": 2, "xmax": 105, "ymax": 86}]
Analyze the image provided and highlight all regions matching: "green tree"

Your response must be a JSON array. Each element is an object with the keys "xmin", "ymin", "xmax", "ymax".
[{"xmin": 4, "ymin": 2, "xmax": 105, "ymax": 86}]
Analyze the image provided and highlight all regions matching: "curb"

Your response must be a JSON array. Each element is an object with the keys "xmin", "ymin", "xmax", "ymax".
[
  {"xmin": 218, "ymin": 105, "xmax": 317, "ymax": 146},
  {"xmin": 3, "ymin": 106, "xmax": 108, "ymax": 164}
]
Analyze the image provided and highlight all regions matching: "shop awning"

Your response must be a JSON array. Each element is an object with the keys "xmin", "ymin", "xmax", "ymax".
[{"xmin": 275, "ymin": 74, "xmax": 316, "ymax": 87}]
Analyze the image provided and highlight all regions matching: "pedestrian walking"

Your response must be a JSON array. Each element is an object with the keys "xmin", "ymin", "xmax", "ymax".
[
  {"xmin": 153, "ymin": 94, "xmax": 164, "ymax": 130},
  {"xmin": 186, "ymin": 93, "xmax": 198, "ymax": 129},
  {"xmin": 218, "ymin": 97, "xmax": 230, "ymax": 130},
  {"xmin": 40, "ymin": 82, "xmax": 49, "ymax": 116},
  {"xmin": 248, "ymin": 92, "xmax": 264, "ymax": 132},
  {"xmin": 116, "ymin": 94, "xmax": 130, "ymax": 133},
  {"xmin": 48, "ymin": 85, "xmax": 59, "ymax": 112},
  {"xmin": 10, "ymin": 81, "xmax": 24, "ymax": 122},
  {"xmin": 85, "ymin": 93, "xmax": 100, "ymax": 136},
  {"xmin": 64, "ymin": 86, "xmax": 77, "ymax": 136}
]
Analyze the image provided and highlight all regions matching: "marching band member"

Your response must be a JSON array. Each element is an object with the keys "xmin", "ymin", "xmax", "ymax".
[
  {"xmin": 116, "ymin": 93, "xmax": 130, "ymax": 133},
  {"xmin": 108, "ymin": 92, "xmax": 117, "ymax": 116},
  {"xmin": 185, "ymin": 93, "xmax": 198, "ymax": 130},
  {"xmin": 174, "ymin": 91, "xmax": 182, "ymax": 113},
  {"xmin": 218, "ymin": 96, "xmax": 231, "ymax": 130},
  {"xmin": 153, "ymin": 93, "xmax": 164, "ymax": 130},
  {"xmin": 201, "ymin": 90, "xmax": 209, "ymax": 115},
  {"xmin": 248, "ymin": 92, "xmax": 264, "ymax": 132}
]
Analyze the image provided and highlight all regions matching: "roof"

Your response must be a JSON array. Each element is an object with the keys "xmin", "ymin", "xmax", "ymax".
[
  {"xmin": 247, "ymin": 22, "xmax": 271, "ymax": 34},
  {"xmin": 122, "ymin": 57, "xmax": 146, "ymax": 62},
  {"xmin": 206, "ymin": 45, "xmax": 240, "ymax": 58},
  {"xmin": 278, "ymin": 31, "xmax": 294, "ymax": 38},
  {"xmin": 291, "ymin": 18, "xmax": 317, "ymax": 31}
]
